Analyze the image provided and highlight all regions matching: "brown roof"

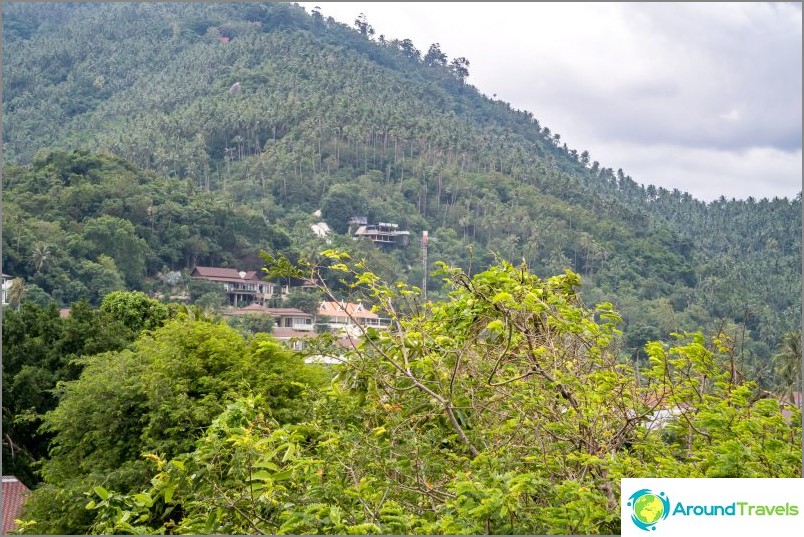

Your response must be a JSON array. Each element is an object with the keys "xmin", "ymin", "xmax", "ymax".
[
  {"xmin": 265, "ymin": 308, "xmax": 312, "ymax": 318},
  {"xmin": 191, "ymin": 266, "xmax": 267, "ymax": 283},
  {"xmin": 272, "ymin": 327, "xmax": 318, "ymax": 339},
  {"xmin": 192, "ymin": 266, "xmax": 242, "ymax": 278},
  {"xmin": 336, "ymin": 337, "xmax": 359, "ymax": 349},
  {"xmin": 2, "ymin": 476, "xmax": 30, "ymax": 535},
  {"xmin": 228, "ymin": 304, "xmax": 272, "ymax": 315},
  {"xmin": 229, "ymin": 306, "xmax": 312, "ymax": 318}
]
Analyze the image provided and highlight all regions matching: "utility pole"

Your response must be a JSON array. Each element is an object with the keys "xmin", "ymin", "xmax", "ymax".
[{"xmin": 422, "ymin": 231, "xmax": 428, "ymax": 301}]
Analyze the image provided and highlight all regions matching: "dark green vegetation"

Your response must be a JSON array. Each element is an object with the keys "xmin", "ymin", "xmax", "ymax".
[{"xmin": 2, "ymin": 2, "xmax": 802, "ymax": 534}]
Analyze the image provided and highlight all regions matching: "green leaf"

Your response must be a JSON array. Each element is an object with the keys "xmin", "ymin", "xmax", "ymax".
[
  {"xmin": 272, "ymin": 470, "xmax": 293, "ymax": 481},
  {"xmin": 93, "ymin": 486, "xmax": 109, "ymax": 500},
  {"xmin": 204, "ymin": 509, "xmax": 218, "ymax": 533},
  {"xmin": 282, "ymin": 442, "xmax": 296, "ymax": 462},
  {"xmin": 132, "ymin": 493, "xmax": 153, "ymax": 507},
  {"xmin": 163, "ymin": 484, "xmax": 175, "ymax": 504},
  {"xmin": 251, "ymin": 470, "xmax": 273, "ymax": 482},
  {"xmin": 486, "ymin": 319, "xmax": 504, "ymax": 333}
]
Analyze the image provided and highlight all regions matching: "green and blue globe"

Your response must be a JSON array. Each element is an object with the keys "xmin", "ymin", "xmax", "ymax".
[{"xmin": 628, "ymin": 489, "xmax": 670, "ymax": 531}]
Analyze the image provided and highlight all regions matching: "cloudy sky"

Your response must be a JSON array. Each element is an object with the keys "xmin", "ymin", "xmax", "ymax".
[{"xmin": 298, "ymin": 2, "xmax": 801, "ymax": 202}]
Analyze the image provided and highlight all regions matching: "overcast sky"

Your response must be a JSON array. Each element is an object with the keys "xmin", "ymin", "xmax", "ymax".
[{"xmin": 298, "ymin": 2, "xmax": 802, "ymax": 202}]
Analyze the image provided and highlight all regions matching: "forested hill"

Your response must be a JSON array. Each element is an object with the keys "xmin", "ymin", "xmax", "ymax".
[{"xmin": 2, "ymin": 2, "xmax": 801, "ymax": 369}]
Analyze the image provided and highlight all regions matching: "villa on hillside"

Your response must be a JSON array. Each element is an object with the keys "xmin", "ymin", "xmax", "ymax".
[
  {"xmin": 190, "ymin": 266, "xmax": 284, "ymax": 307},
  {"xmin": 351, "ymin": 220, "xmax": 410, "ymax": 246},
  {"xmin": 228, "ymin": 303, "xmax": 314, "ymax": 332},
  {"xmin": 317, "ymin": 300, "xmax": 392, "ymax": 337}
]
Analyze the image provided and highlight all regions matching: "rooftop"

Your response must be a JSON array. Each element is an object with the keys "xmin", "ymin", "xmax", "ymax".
[{"xmin": 2, "ymin": 476, "xmax": 30, "ymax": 535}]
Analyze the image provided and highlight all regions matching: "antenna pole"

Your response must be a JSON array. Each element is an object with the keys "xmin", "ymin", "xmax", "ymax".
[{"xmin": 422, "ymin": 231, "xmax": 428, "ymax": 301}]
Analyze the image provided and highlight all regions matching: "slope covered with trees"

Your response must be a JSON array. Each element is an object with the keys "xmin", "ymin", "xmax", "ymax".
[
  {"xmin": 2, "ymin": 3, "xmax": 802, "ymax": 533},
  {"xmin": 3, "ymin": 1, "xmax": 799, "ymax": 371}
]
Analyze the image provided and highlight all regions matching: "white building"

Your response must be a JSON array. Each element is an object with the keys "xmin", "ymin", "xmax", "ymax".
[{"xmin": 2, "ymin": 273, "xmax": 14, "ymax": 306}]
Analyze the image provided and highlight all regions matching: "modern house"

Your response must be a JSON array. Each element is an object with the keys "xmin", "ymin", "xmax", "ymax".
[
  {"xmin": 353, "ymin": 222, "xmax": 410, "ymax": 246},
  {"xmin": 317, "ymin": 300, "xmax": 391, "ymax": 337},
  {"xmin": 227, "ymin": 304, "xmax": 316, "ymax": 351},
  {"xmin": 272, "ymin": 327, "xmax": 318, "ymax": 351},
  {"xmin": 190, "ymin": 266, "xmax": 282, "ymax": 307},
  {"xmin": 229, "ymin": 304, "xmax": 314, "ymax": 332}
]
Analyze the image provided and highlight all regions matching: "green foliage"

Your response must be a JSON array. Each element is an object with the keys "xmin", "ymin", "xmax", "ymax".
[
  {"xmin": 2, "ymin": 4, "xmax": 801, "ymax": 529},
  {"xmin": 19, "ymin": 317, "xmax": 328, "ymax": 534},
  {"xmin": 284, "ymin": 289, "xmax": 324, "ymax": 316},
  {"xmin": 321, "ymin": 184, "xmax": 369, "ymax": 234},
  {"xmin": 772, "ymin": 331, "xmax": 802, "ymax": 400},
  {"xmin": 226, "ymin": 312, "xmax": 275, "ymax": 337},
  {"xmin": 82, "ymin": 215, "xmax": 149, "ymax": 288},
  {"xmin": 58, "ymin": 256, "xmax": 799, "ymax": 535},
  {"xmin": 1, "ymin": 298, "xmax": 166, "ymax": 486},
  {"xmin": 19, "ymin": 282, "xmax": 53, "ymax": 308},
  {"xmin": 99, "ymin": 290, "xmax": 170, "ymax": 335},
  {"xmin": 187, "ymin": 278, "xmax": 228, "ymax": 311}
]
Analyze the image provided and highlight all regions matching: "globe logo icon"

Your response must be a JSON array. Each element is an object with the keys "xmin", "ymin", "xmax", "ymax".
[{"xmin": 627, "ymin": 489, "xmax": 670, "ymax": 531}]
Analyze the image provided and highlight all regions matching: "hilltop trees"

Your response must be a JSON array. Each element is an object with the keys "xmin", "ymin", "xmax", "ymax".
[
  {"xmin": 353, "ymin": 13, "xmax": 374, "ymax": 38},
  {"xmin": 424, "ymin": 43, "xmax": 448, "ymax": 66}
]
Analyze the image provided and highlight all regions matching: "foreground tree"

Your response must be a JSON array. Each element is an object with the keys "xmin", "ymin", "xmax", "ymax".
[
  {"xmin": 61, "ymin": 253, "xmax": 800, "ymax": 535},
  {"xmin": 17, "ymin": 317, "xmax": 329, "ymax": 534}
]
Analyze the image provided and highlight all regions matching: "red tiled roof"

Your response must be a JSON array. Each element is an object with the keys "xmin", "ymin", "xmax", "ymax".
[
  {"xmin": 2, "ymin": 476, "xmax": 30, "ymax": 535},
  {"xmin": 317, "ymin": 301, "xmax": 378, "ymax": 319}
]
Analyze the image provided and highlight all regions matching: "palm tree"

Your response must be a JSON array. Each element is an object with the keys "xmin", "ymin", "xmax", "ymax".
[
  {"xmin": 29, "ymin": 243, "xmax": 52, "ymax": 273},
  {"xmin": 773, "ymin": 331, "xmax": 802, "ymax": 403}
]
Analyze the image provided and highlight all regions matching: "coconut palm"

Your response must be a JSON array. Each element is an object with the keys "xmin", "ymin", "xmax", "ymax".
[{"xmin": 29, "ymin": 242, "xmax": 52, "ymax": 273}]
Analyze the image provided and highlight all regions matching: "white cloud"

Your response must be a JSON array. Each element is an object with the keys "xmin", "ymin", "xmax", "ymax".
[{"xmin": 593, "ymin": 142, "xmax": 802, "ymax": 201}]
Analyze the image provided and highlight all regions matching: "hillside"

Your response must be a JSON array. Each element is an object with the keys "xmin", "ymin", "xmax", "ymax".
[
  {"xmin": 2, "ymin": 3, "xmax": 802, "ymax": 534},
  {"xmin": 2, "ymin": 2, "xmax": 800, "ymax": 369}
]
